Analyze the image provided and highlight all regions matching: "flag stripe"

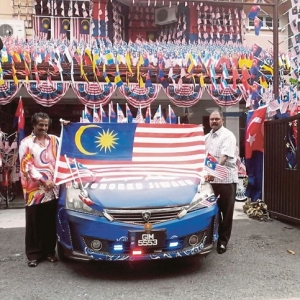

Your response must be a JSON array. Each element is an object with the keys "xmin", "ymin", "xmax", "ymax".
[
  {"xmin": 133, "ymin": 145, "xmax": 205, "ymax": 153},
  {"xmin": 204, "ymin": 165, "xmax": 228, "ymax": 179},
  {"xmin": 56, "ymin": 162, "xmax": 203, "ymax": 185},
  {"xmin": 132, "ymin": 141, "xmax": 202, "ymax": 149}
]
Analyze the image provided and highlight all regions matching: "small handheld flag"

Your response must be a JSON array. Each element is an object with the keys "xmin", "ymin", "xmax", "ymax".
[
  {"xmin": 13, "ymin": 97, "xmax": 25, "ymax": 144},
  {"xmin": 204, "ymin": 153, "xmax": 229, "ymax": 179},
  {"xmin": 125, "ymin": 103, "xmax": 133, "ymax": 123}
]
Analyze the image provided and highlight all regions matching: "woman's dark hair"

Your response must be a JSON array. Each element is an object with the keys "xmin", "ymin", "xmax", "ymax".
[{"xmin": 31, "ymin": 112, "xmax": 52, "ymax": 126}]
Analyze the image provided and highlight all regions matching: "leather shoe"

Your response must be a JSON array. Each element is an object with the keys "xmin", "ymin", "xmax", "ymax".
[
  {"xmin": 46, "ymin": 256, "xmax": 58, "ymax": 262},
  {"xmin": 217, "ymin": 244, "xmax": 227, "ymax": 254},
  {"xmin": 28, "ymin": 260, "xmax": 38, "ymax": 267}
]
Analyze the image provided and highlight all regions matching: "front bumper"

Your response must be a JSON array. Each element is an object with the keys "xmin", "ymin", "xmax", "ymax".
[{"xmin": 57, "ymin": 205, "xmax": 219, "ymax": 261}]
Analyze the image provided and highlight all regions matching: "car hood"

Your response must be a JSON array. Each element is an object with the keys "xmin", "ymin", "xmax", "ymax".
[{"xmin": 83, "ymin": 176, "xmax": 200, "ymax": 209}]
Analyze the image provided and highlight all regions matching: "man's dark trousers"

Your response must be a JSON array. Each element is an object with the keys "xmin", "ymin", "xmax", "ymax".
[{"xmin": 211, "ymin": 183, "xmax": 237, "ymax": 247}]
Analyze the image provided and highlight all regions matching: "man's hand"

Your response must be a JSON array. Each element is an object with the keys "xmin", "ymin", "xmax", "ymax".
[
  {"xmin": 40, "ymin": 178, "xmax": 55, "ymax": 190},
  {"xmin": 205, "ymin": 175, "xmax": 214, "ymax": 182},
  {"xmin": 59, "ymin": 118, "xmax": 70, "ymax": 125}
]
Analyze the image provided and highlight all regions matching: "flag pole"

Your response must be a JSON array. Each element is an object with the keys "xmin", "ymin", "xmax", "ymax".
[
  {"xmin": 109, "ymin": 102, "xmax": 112, "ymax": 123},
  {"xmin": 159, "ymin": 105, "xmax": 162, "ymax": 124},
  {"xmin": 117, "ymin": 102, "xmax": 119, "ymax": 123},
  {"xmin": 93, "ymin": 104, "xmax": 96, "ymax": 122},
  {"xmin": 100, "ymin": 104, "xmax": 103, "ymax": 123}
]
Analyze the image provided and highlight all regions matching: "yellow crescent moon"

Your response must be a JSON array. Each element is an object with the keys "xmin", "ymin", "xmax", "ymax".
[
  {"xmin": 75, "ymin": 125, "xmax": 101, "ymax": 155},
  {"xmin": 81, "ymin": 19, "xmax": 90, "ymax": 26},
  {"xmin": 62, "ymin": 19, "xmax": 70, "ymax": 25},
  {"xmin": 42, "ymin": 18, "xmax": 50, "ymax": 24}
]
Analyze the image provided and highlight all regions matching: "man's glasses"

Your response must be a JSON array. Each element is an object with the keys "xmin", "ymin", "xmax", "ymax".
[{"xmin": 210, "ymin": 118, "xmax": 221, "ymax": 121}]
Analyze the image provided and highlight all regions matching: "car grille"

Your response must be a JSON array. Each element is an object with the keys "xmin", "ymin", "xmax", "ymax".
[{"xmin": 104, "ymin": 206, "xmax": 184, "ymax": 224}]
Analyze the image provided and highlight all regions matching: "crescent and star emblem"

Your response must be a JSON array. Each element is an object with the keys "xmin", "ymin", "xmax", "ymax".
[
  {"xmin": 42, "ymin": 18, "xmax": 50, "ymax": 29},
  {"xmin": 81, "ymin": 19, "xmax": 90, "ymax": 30},
  {"xmin": 62, "ymin": 19, "xmax": 70, "ymax": 30},
  {"xmin": 75, "ymin": 125, "xmax": 101, "ymax": 155}
]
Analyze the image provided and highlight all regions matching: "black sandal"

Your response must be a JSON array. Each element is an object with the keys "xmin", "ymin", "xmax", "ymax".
[{"xmin": 28, "ymin": 260, "xmax": 38, "ymax": 267}]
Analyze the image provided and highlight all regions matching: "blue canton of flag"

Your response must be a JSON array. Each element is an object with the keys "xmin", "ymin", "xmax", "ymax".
[
  {"xmin": 248, "ymin": 5, "xmax": 261, "ymax": 19},
  {"xmin": 254, "ymin": 17, "xmax": 263, "ymax": 36},
  {"xmin": 59, "ymin": 123, "xmax": 138, "ymax": 161},
  {"xmin": 200, "ymin": 195, "xmax": 218, "ymax": 207},
  {"xmin": 166, "ymin": 105, "xmax": 177, "ymax": 124},
  {"xmin": 82, "ymin": 106, "xmax": 93, "ymax": 122}
]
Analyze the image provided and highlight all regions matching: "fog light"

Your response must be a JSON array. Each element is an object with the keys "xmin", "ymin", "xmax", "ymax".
[
  {"xmin": 169, "ymin": 241, "xmax": 179, "ymax": 247},
  {"xmin": 91, "ymin": 240, "xmax": 102, "ymax": 251},
  {"xmin": 188, "ymin": 235, "xmax": 199, "ymax": 246},
  {"xmin": 114, "ymin": 244, "xmax": 123, "ymax": 251}
]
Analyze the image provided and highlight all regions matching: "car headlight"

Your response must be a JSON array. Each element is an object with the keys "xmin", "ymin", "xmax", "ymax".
[
  {"xmin": 189, "ymin": 181, "xmax": 216, "ymax": 211},
  {"xmin": 177, "ymin": 181, "xmax": 217, "ymax": 218},
  {"xmin": 66, "ymin": 186, "xmax": 103, "ymax": 217}
]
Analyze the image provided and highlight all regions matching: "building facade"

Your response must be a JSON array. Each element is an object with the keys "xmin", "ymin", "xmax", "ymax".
[{"xmin": 0, "ymin": 0, "xmax": 292, "ymax": 154}]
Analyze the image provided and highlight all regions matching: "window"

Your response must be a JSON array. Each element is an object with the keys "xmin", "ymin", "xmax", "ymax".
[{"xmin": 248, "ymin": 15, "xmax": 280, "ymax": 29}]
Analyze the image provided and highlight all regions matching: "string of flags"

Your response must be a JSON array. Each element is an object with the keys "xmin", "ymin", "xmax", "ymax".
[{"xmin": 80, "ymin": 104, "xmax": 178, "ymax": 124}]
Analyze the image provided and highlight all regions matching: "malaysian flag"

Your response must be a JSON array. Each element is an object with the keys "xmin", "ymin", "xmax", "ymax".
[
  {"xmin": 53, "ymin": 17, "xmax": 70, "ymax": 40},
  {"xmin": 145, "ymin": 106, "xmax": 151, "ymax": 123},
  {"xmin": 126, "ymin": 103, "xmax": 133, "ymax": 123},
  {"xmin": 65, "ymin": 156, "xmax": 95, "ymax": 182},
  {"xmin": 93, "ymin": 105, "xmax": 100, "ymax": 123},
  {"xmin": 13, "ymin": 97, "xmax": 25, "ymax": 144},
  {"xmin": 153, "ymin": 105, "xmax": 162, "ymax": 123},
  {"xmin": 248, "ymin": 5, "xmax": 261, "ymax": 19},
  {"xmin": 33, "ymin": 16, "xmax": 49, "ymax": 39},
  {"xmin": 82, "ymin": 106, "xmax": 93, "ymax": 122},
  {"xmin": 200, "ymin": 195, "xmax": 218, "ymax": 207},
  {"xmin": 204, "ymin": 153, "xmax": 229, "ymax": 179},
  {"xmin": 109, "ymin": 102, "xmax": 117, "ymax": 123},
  {"xmin": 117, "ymin": 103, "xmax": 125, "ymax": 123},
  {"xmin": 54, "ymin": 123, "xmax": 206, "ymax": 185},
  {"xmin": 135, "ymin": 106, "xmax": 144, "ymax": 123},
  {"xmin": 166, "ymin": 105, "xmax": 177, "ymax": 124},
  {"xmin": 72, "ymin": 18, "xmax": 90, "ymax": 43},
  {"xmin": 100, "ymin": 104, "xmax": 108, "ymax": 122}
]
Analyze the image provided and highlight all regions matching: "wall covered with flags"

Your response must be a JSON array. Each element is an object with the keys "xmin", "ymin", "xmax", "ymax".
[{"xmin": 0, "ymin": 0, "xmax": 298, "ymax": 118}]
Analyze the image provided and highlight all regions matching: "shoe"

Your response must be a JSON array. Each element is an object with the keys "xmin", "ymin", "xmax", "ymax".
[
  {"xmin": 28, "ymin": 260, "xmax": 38, "ymax": 267},
  {"xmin": 46, "ymin": 256, "xmax": 58, "ymax": 262},
  {"xmin": 217, "ymin": 244, "xmax": 227, "ymax": 254}
]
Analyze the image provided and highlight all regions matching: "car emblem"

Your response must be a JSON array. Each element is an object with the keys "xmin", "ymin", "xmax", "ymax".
[{"xmin": 142, "ymin": 211, "xmax": 151, "ymax": 222}]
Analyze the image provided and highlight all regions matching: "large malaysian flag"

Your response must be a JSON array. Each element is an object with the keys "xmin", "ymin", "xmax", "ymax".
[
  {"xmin": 54, "ymin": 123, "xmax": 206, "ymax": 184},
  {"xmin": 72, "ymin": 18, "xmax": 90, "ymax": 43}
]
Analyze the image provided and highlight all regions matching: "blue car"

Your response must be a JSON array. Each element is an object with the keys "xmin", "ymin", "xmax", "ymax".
[{"xmin": 56, "ymin": 177, "xmax": 219, "ymax": 261}]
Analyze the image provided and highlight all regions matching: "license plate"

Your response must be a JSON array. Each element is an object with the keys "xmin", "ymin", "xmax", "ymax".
[{"xmin": 129, "ymin": 229, "xmax": 166, "ymax": 248}]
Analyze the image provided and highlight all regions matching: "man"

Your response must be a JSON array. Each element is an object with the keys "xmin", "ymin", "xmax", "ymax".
[
  {"xmin": 19, "ymin": 113, "xmax": 65, "ymax": 267},
  {"xmin": 205, "ymin": 110, "xmax": 238, "ymax": 254}
]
